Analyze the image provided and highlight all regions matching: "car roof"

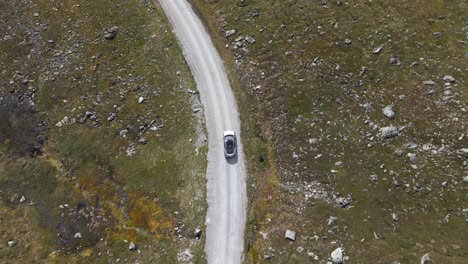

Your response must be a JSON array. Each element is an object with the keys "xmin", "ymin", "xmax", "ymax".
[{"xmin": 223, "ymin": 130, "xmax": 235, "ymax": 137}]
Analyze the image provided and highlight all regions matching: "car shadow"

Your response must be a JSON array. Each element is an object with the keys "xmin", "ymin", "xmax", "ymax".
[{"xmin": 225, "ymin": 154, "xmax": 238, "ymax": 165}]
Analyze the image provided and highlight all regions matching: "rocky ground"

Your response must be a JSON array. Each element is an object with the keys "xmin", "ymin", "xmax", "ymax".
[
  {"xmin": 191, "ymin": 0, "xmax": 467, "ymax": 263},
  {"xmin": 0, "ymin": 0, "xmax": 207, "ymax": 262}
]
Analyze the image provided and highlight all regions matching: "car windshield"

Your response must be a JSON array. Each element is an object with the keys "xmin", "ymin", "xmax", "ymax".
[{"xmin": 225, "ymin": 136, "xmax": 234, "ymax": 154}]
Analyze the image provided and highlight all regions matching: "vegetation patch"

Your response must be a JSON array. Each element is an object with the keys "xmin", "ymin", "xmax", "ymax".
[{"xmin": 0, "ymin": 0, "xmax": 207, "ymax": 262}]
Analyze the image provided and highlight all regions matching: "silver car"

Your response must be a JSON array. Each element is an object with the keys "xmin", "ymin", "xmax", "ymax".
[{"xmin": 223, "ymin": 130, "xmax": 237, "ymax": 158}]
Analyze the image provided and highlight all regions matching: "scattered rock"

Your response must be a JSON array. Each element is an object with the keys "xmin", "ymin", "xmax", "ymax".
[
  {"xmin": 330, "ymin": 247, "xmax": 344, "ymax": 264},
  {"xmin": 391, "ymin": 213, "xmax": 399, "ymax": 221},
  {"xmin": 138, "ymin": 96, "xmax": 145, "ymax": 104},
  {"xmin": 104, "ymin": 26, "xmax": 119, "ymax": 40},
  {"xmin": 463, "ymin": 176, "xmax": 468, "ymax": 183},
  {"xmin": 344, "ymin": 38, "xmax": 352, "ymax": 45},
  {"xmin": 443, "ymin": 75, "xmax": 455, "ymax": 83},
  {"xmin": 55, "ymin": 121, "xmax": 63, "ymax": 127},
  {"xmin": 7, "ymin": 241, "xmax": 15, "ymax": 247},
  {"xmin": 285, "ymin": 229, "xmax": 296, "ymax": 241},
  {"xmin": 74, "ymin": 232, "xmax": 82, "ymax": 239},
  {"xmin": 128, "ymin": 241, "xmax": 136, "ymax": 251},
  {"xmin": 373, "ymin": 44, "xmax": 384, "ymax": 54},
  {"xmin": 420, "ymin": 253, "xmax": 431, "ymax": 264},
  {"xmin": 19, "ymin": 196, "xmax": 26, "ymax": 203},
  {"xmin": 423, "ymin": 80, "xmax": 435, "ymax": 85},
  {"xmin": 382, "ymin": 105, "xmax": 395, "ymax": 120},
  {"xmin": 381, "ymin": 126, "xmax": 399, "ymax": 139},
  {"xmin": 370, "ymin": 174, "xmax": 378, "ymax": 182}
]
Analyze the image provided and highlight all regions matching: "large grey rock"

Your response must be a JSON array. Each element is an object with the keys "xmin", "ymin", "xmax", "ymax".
[
  {"xmin": 381, "ymin": 126, "xmax": 399, "ymax": 139},
  {"xmin": 285, "ymin": 229, "xmax": 296, "ymax": 241},
  {"xmin": 331, "ymin": 247, "xmax": 344, "ymax": 264},
  {"xmin": 382, "ymin": 105, "xmax": 395, "ymax": 119}
]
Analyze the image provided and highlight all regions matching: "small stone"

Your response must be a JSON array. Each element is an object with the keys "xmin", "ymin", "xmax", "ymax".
[
  {"xmin": 138, "ymin": 97, "xmax": 145, "ymax": 104},
  {"xmin": 7, "ymin": 241, "xmax": 15, "ymax": 247},
  {"xmin": 420, "ymin": 253, "xmax": 431, "ymax": 264},
  {"xmin": 363, "ymin": 103, "xmax": 373, "ymax": 113},
  {"xmin": 463, "ymin": 176, "xmax": 468, "ymax": 183},
  {"xmin": 245, "ymin": 35, "xmax": 256, "ymax": 44},
  {"xmin": 308, "ymin": 251, "xmax": 319, "ymax": 260},
  {"xmin": 390, "ymin": 56, "xmax": 400, "ymax": 65},
  {"xmin": 391, "ymin": 213, "xmax": 399, "ymax": 221},
  {"xmin": 119, "ymin": 129, "xmax": 128, "ymax": 137},
  {"xmin": 373, "ymin": 44, "xmax": 384, "ymax": 54},
  {"xmin": 128, "ymin": 241, "xmax": 137, "ymax": 251},
  {"xmin": 108, "ymin": 113, "xmax": 116, "ymax": 122},
  {"xmin": 104, "ymin": 26, "xmax": 118, "ymax": 40},
  {"xmin": 19, "ymin": 196, "xmax": 26, "ymax": 203},
  {"xmin": 194, "ymin": 228, "xmax": 202, "ymax": 239},
  {"xmin": 33, "ymin": 12, "xmax": 40, "ymax": 17},
  {"xmin": 382, "ymin": 105, "xmax": 395, "ymax": 119},
  {"xmin": 55, "ymin": 121, "xmax": 63, "ymax": 127},
  {"xmin": 407, "ymin": 153, "xmax": 416, "ymax": 162},
  {"xmin": 285, "ymin": 229, "xmax": 296, "ymax": 241},
  {"xmin": 331, "ymin": 247, "xmax": 344, "ymax": 264},
  {"xmin": 225, "ymin": 29, "xmax": 236, "ymax": 38},
  {"xmin": 423, "ymin": 80, "xmax": 435, "ymax": 85},
  {"xmin": 138, "ymin": 138, "xmax": 147, "ymax": 145},
  {"xmin": 370, "ymin": 174, "xmax": 378, "ymax": 182},
  {"xmin": 74, "ymin": 232, "xmax": 82, "ymax": 239},
  {"xmin": 457, "ymin": 148, "xmax": 468, "ymax": 158},
  {"xmin": 344, "ymin": 38, "xmax": 352, "ymax": 45},
  {"xmin": 381, "ymin": 126, "xmax": 399, "ymax": 139},
  {"xmin": 327, "ymin": 216, "xmax": 338, "ymax": 226},
  {"xmin": 443, "ymin": 75, "xmax": 455, "ymax": 83}
]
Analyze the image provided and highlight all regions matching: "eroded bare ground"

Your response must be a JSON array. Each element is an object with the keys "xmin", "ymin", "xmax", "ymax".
[
  {"xmin": 0, "ymin": 0, "xmax": 207, "ymax": 262},
  {"xmin": 190, "ymin": 0, "xmax": 467, "ymax": 263}
]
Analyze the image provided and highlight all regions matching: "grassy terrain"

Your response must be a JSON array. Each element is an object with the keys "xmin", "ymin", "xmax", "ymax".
[
  {"xmin": 190, "ymin": 0, "xmax": 467, "ymax": 263},
  {"xmin": 0, "ymin": 0, "xmax": 207, "ymax": 262}
]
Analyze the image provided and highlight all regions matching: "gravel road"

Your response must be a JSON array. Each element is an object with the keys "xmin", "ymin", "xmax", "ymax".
[{"xmin": 158, "ymin": 1, "xmax": 247, "ymax": 263}]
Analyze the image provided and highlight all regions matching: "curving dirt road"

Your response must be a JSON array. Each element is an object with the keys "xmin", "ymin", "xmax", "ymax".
[{"xmin": 158, "ymin": 1, "xmax": 247, "ymax": 263}]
